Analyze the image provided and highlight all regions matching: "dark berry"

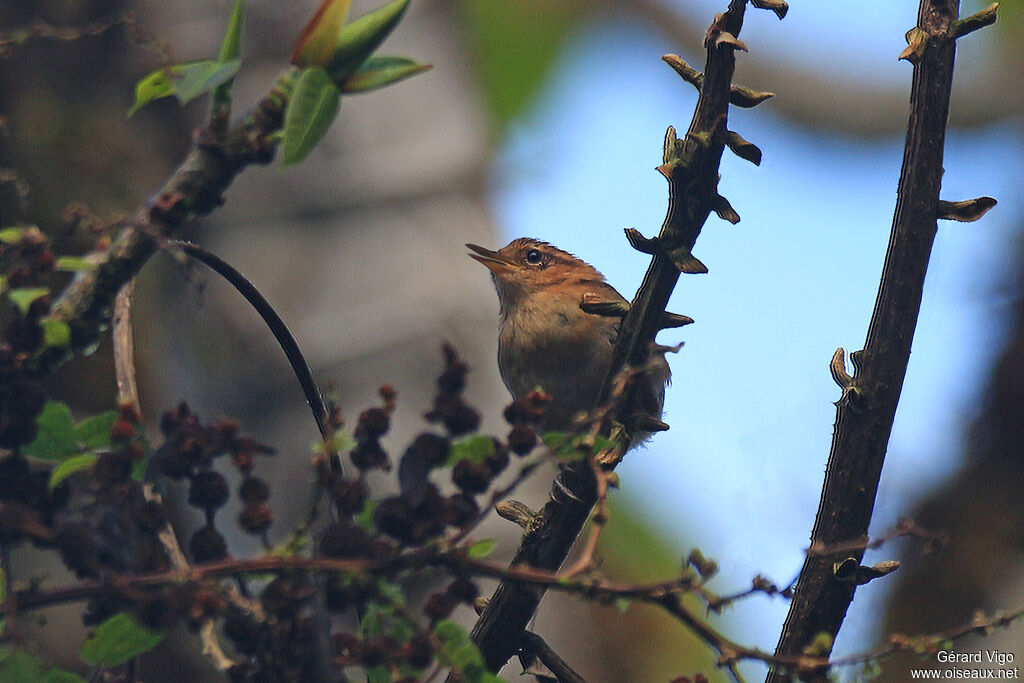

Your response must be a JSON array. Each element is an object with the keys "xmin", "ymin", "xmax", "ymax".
[
  {"xmin": 238, "ymin": 503, "xmax": 273, "ymax": 535},
  {"xmin": 452, "ymin": 460, "xmax": 492, "ymax": 495},
  {"xmin": 507, "ymin": 424, "xmax": 537, "ymax": 455},
  {"xmin": 238, "ymin": 476, "xmax": 270, "ymax": 504},
  {"xmin": 188, "ymin": 471, "xmax": 230, "ymax": 511},
  {"xmin": 190, "ymin": 525, "xmax": 228, "ymax": 563}
]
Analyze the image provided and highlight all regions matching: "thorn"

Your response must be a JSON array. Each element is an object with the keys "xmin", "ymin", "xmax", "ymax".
[
  {"xmin": 580, "ymin": 293, "xmax": 629, "ymax": 318},
  {"xmin": 630, "ymin": 414, "xmax": 670, "ymax": 433},
  {"xmin": 937, "ymin": 196, "xmax": 997, "ymax": 222},
  {"xmin": 660, "ymin": 312, "xmax": 695, "ymax": 329},
  {"xmin": 899, "ymin": 27, "xmax": 928, "ymax": 64},
  {"xmin": 715, "ymin": 31, "xmax": 748, "ymax": 52},
  {"xmin": 653, "ymin": 341, "xmax": 685, "ymax": 354},
  {"xmin": 495, "ymin": 500, "xmax": 536, "ymax": 529},
  {"xmin": 951, "ymin": 3, "xmax": 998, "ymax": 40},
  {"xmin": 750, "ymin": 0, "xmax": 789, "ymax": 19},
  {"xmin": 662, "ymin": 125, "xmax": 682, "ymax": 164},
  {"xmin": 833, "ymin": 558, "xmax": 900, "ymax": 585},
  {"xmin": 730, "ymin": 85, "xmax": 775, "ymax": 108},
  {"xmin": 830, "ymin": 348, "xmax": 853, "ymax": 389},
  {"xmin": 724, "ymin": 129, "xmax": 762, "ymax": 166},
  {"xmin": 624, "ymin": 227, "xmax": 660, "ymax": 255},
  {"xmin": 662, "ymin": 54, "xmax": 703, "ymax": 92},
  {"xmin": 712, "ymin": 194, "xmax": 741, "ymax": 224},
  {"xmin": 831, "ymin": 348, "xmax": 863, "ymax": 409},
  {"xmin": 665, "ymin": 245, "xmax": 708, "ymax": 274}
]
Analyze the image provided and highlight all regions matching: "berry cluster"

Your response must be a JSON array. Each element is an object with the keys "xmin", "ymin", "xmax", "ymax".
[
  {"xmin": 155, "ymin": 403, "xmax": 275, "ymax": 562},
  {"xmin": 4, "ymin": 342, "xmax": 553, "ymax": 680}
]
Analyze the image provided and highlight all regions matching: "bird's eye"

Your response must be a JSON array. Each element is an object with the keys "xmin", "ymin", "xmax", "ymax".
[{"xmin": 525, "ymin": 249, "xmax": 543, "ymax": 265}]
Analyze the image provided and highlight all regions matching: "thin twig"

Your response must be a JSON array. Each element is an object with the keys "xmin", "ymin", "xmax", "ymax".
[{"xmin": 113, "ymin": 279, "xmax": 234, "ymax": 669}]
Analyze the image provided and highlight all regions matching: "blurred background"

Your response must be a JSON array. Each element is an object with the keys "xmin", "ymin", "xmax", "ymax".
[{"xmin": 1, "ymin": 0, "xmax": 1022, "ymax": 681}]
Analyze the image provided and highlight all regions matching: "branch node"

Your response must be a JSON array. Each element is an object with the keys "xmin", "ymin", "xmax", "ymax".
[
  {"xmin": 623, "ymin": 227, "xmax": 660, "ymax": 255},
  {"xmin": 951, "ymin": 3, "xmax": 998, "ymax": 40},
  {"xmin": 937, "ymin": 196, "xmax": 997, "ymax": 222},
  {"xmin": 750, "ymin": 0, "xmax": 789, "ymax": 20},
  {"xmin": 495, "ymin": 500, "xmax": 537, "ymax": 529},
  {"xmin": 833, "ymin": 558, "xmax": 900, "ymax": 585},
  {"xmin": 712, "ymin": 194, "xmax": 741, "ymax": 224},
  {"xmin": 724, "ymin": 129, "xmax": 762, "ymax": 166},
  {"xmin": 899, "ymin": 27, "xmax": 928, "ymax": 64}
]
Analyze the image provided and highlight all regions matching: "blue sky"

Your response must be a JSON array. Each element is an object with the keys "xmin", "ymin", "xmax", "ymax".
[{"xmin": 488, "ymin": 5, "xmax": 1022, "ymax": 678}]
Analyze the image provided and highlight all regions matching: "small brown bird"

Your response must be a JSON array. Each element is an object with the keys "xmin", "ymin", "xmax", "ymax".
[{"xmin": 467, "ymin": 238, "xmax": 669, "ymax": 433}]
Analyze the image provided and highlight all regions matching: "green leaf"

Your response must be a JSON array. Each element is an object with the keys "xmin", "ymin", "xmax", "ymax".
[
  {"xmin": 23, "ymin": 402, "xmax": 76, "ymax": 461},
  {"xmin": 40, "ymin": 319, "xmax": 71, "ymax": 349},
  {"xmin": 459, "ymin": 1, "xmax": 584, "ymax": 130},
  {"xmin": 24, "ymin": 404, "xmax": 118, "ymax": 463},
  {"xmin": 447, "ymin": 435, "xmax": 496, "ymax": 466},
  {"xmin": 0, "ymin": 227, "xmax": 25, "ymax": 244},
  {"xmin": 212, "ymin": 0, "xmax": 246, "ymax": 113},
  {"xmin": 0, "ymin": 647, "xmax": 86, "ymax": 683},
  {"xmin": 128, "ymin": 59, "xmax": 241, "ymax": 116},
  {"xmin": 341, "ymin": 55, "xmax": 430, "ymax": 93},
  {"xmin": 54, "ymin": 256, "xmax": 94, "ymax": 272},
  {"xmin": 433, "ymin": 619, "xmax": 488, "ymax": 680},
  {"xmin": 355, "ymin": 498, "xmax": 377, "ymax": 531},
  {"xmin": 7, "ymin": 287, "xmax": 49, "ymax": 315},
  {"xmin": 79, "ymin": 612, "xmax": 165, "ymax": 667},
  {"xmin": 73, "ymin": 411, "xmax": 117, "ymax": 450},
  {"xmin": 327, "ymin": 0, "xmax": 411, "ymax": 81},
  {"xmin": 128, "ymin": 69, "xmax": 175, "ymax": 115},
  {"xmin": 466, "ymin": 538, "xmax": 497, "ymax": 560},
  {"xmin": 281, "ymin": 67, "xmax": 341, "ymax": 166},
  {"xmin": 218, "ymin": 0, "xmax": 246, "ymax": 62},
  {"xmin": 365, "ymin": 666, "xmax": 390, "ymax": 683},
  {"xmin": 48, "ymin": 453, "xmax": 99, "ymax": 489},
  {"xmin": 174, "ymin": 59, "xmax": 242, "ymax": 103},
  {"xmin": 292, "ymin": 0, "xmax": 352, "ymax": 67},
  {"xmin": 541, "ymin": 431, "xmax": 613, "ymax": 461}
]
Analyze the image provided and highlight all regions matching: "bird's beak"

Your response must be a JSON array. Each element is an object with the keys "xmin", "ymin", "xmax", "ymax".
[{"xmin": 466, "ymin": 243, "xmax": 515, "ymax": 274}]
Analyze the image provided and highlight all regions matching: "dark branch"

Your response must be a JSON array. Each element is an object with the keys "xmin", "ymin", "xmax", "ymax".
[
  {"xmin": 767, "ymin": 1, "xmax": 997, "ymax": 680},
  {"xmin": 464, "ymin": 0, "xmax": 755, "ymax": 674}
]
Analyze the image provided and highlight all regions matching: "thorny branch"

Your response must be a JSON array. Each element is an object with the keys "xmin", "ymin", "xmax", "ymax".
[
  {"xmin": 767, "ymin": 1, "xmax": 999, "ymax": 680},
  {"xmin": 466, "ymin": 0, "xmax": 782, "ymax": 673}
]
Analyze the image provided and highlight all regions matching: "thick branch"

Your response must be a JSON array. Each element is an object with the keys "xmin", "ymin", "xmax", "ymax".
[
  {"xmin": 767, "ymin": 1, "xmax": 994, "ymax": 680},
  {"xmin": 465, "ymin": 1, "xmax": 751, "ymax": 674},
  {"xmin": 48, "ymin": 72, "xmax": 293, "ymax": 354}
]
